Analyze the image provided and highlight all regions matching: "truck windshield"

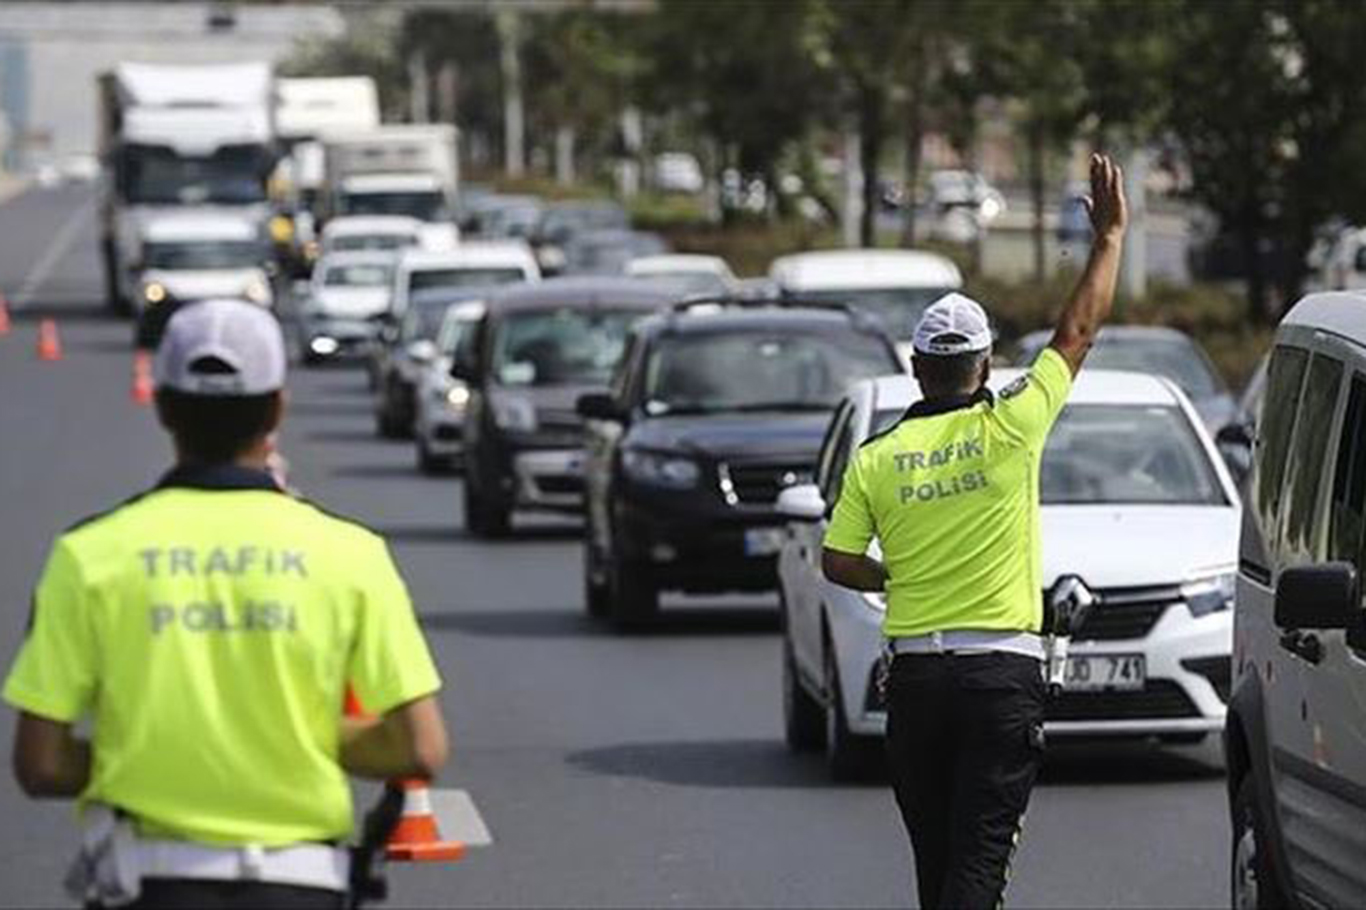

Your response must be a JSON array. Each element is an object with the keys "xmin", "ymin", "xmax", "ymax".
[
  {"xmin": 643, "ymin": 328, "xmax": 895, "ymax": 415},
  {"xmin": 323, "ymin": 263, "xmax": 392, "ymax": 287},
  {"xmin": 492, "ymin": 308, "xmax": 643, "ymax": 387},
  {"xmin": 143, "ymin": 241, "xmax": 265, "ymax": 271},
  {"xmin": 123, "ymin": 146, "xmax": 267, "ymax": 205},
  {"xmin": 339, "ymin": 191, "xmax": 449, "ymax": 222}
]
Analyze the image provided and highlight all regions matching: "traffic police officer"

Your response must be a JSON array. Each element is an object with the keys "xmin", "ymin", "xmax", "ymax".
[
  {"xmin": 822, "ymin": 154, "xmax": 1128, "ymax": 908},
  {"xmin": 5, "ymin": 299, "xmax": 449, "ymax": 909}
]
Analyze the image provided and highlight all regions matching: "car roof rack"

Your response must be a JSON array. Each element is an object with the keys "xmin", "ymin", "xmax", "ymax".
[{"xmin": 664, "ymin": 293, "xmax": 887, "ymax": 334}]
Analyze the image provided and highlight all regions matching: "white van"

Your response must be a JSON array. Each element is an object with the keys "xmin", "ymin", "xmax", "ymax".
[
  {"xmin": 1226, "ymin": 292, "xmax": 1366, "ymax": 909},
  {"xmin": 389, "ymin": 242, "xmax": 541, "ymax": 319},
  {"xmin": 768, "ymin": 248, "xmax": 963, "ymax": 358}
]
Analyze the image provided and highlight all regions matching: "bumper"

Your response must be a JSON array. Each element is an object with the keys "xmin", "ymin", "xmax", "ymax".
[
  {"xmin": 511, "ymin": 448, "xmax": 586, "ymax": 512},
  {"xmin": 303, "ymin": 317, "xmax": 379, "ymax": 360},
  {"xmin": 416, "ymin": 405, "xmax": 466, "ymax": 458},
  {"xmin": 614, "ymin": 492, "xmax": 785, "ymax": 594},
  {"xmin": 827, "ymin": 589, "xmax": 1231, "ymax": 739}
]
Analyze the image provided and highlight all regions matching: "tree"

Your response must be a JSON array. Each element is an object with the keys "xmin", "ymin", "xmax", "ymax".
[
  {"xmin": 640, "ymin": 0, "xmax": 826, "ymax": 222},
  {"xmin": 1164, "ymin": 0, "xmax": 1366, "ymax": 318}
]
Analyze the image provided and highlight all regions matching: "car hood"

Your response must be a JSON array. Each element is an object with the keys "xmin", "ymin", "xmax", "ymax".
[
  {"xmin": 493, "ymin": 383, "xmax": 600, "ymax": 426},
  {"xmin": 1192, "ymin": 394, "xmax": 1238, "ymax": 432},
  {"xmin": 625, "ymin": 411, "xmax": 831, "ymax": 461},
  {"xmin": 1041, "ymin": 504, "xmax": 1240, "ymax": 589},
  {"xmin": 146, "ymin": 269, "xmax": 265, "ymax": 300},
  {"xmin": 312, "ymin": 286, "xmax": 389, "ymax": 319}
]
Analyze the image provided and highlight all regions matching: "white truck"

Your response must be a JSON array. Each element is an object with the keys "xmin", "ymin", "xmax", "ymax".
[
  {"xmin": 273, "ymin": 77, "xmax": 380, "ymax": 269},
  {"xmin": 97, "ymin": 62, "xmax": 276, "ymax": 313},
  {"xmin": 321, "ymin": 125, "xmax": 459, "ymax": 241}
]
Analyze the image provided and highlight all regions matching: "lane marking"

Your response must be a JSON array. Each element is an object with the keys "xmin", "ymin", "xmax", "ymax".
[{"xmin": 12, "ymin": 197, "xmax": 94, "ymax": 308}]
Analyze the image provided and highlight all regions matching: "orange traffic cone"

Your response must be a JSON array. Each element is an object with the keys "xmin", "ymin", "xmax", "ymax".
[
  {"xmin": 0, "ymin": 295, "xmax": 10, "ymax": 336},
  {"xmin": 131, "ymin": 351, "xmax": 154, "ymax": 405},
  {"xmin": 36, "ymin": 319, "xmax": 61, "ymax": 361},
  {"xmin": 384, "ymin": 779, "xmax": 466, "ymax": 862},
  {"xmin": 342, "ymin": 686, "xmax": 465, "ymax": 864}
]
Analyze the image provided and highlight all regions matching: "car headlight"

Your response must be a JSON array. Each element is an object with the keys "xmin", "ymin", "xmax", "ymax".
[
  {"xmin": 621, "ymin": 449, "xmax": 700, "ymax": 489},
  {"xmin": 445, "ymin": 384, "xmax": 470, "ymax": 409},
  {"xmin": 244, "ymin": 279, "xmax": 271, "ymax": 305},
  {"xmin": 143, "ymin": 282, "xmax": 167, "ymax": 305},
  {"xmin": 1182, "ymin": 571, "xmax": 1236, "ymax": 617},
  {"xmin": 491, "ymin": 395, "xmax": 537, "ymax": 432}
]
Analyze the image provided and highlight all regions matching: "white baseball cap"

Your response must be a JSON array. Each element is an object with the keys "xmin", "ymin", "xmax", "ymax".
[
  {"xmin": 912, "ymin": 292, "xmax": 993, "ymax": 356},
  {"xmin": 154, "ymin": 299, "xmax": 286, "ymax": 396}
]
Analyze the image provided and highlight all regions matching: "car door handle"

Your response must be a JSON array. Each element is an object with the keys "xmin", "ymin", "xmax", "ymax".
[{"xmin": 1279, "ymin": 630, "xmax": 1325, "ymax": 665}]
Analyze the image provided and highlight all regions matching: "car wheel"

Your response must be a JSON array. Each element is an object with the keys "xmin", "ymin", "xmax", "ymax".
[
  {"xmin": 463, "ymin": 480, "xmax": 510, "ymax": 538},
  {"xmin": 582, "ymin": 516, "xmax": 611, "ymax": 619},
  {"xmin": 824, "ymin": 640, "xmax": 879, "ymax": 781},
  {"xmin": 783, "ymin": 634, "xmax": 826, "ymax": 753},
  {"xmin": 609, "ymin": 553, "xmax": 658, "ymax": 630},
  {"xmin": 416, "ymin": 438, "xmax": 446, "ymax": 475},
  {"xmin": 1232, "ymin": 774, "xmax": 1291, "ymax": 910}
]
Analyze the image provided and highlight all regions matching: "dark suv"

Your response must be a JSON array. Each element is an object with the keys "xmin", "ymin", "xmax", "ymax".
[
  {"xmin": 452, "ymin": 277, "xmax": 679, "ymax": 536},
  {"xmin": 577, "ymin": 302, "xmax": 904, "ymax": 627}
]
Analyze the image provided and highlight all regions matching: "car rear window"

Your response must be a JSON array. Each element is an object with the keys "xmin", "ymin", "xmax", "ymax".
[
  {"xmin": 409, "ymin": 267, "xmax": 526, "ymax": 293},
  {"xmin": 643, "ymin": 328, "xmax": 897, "ymax": 415}
]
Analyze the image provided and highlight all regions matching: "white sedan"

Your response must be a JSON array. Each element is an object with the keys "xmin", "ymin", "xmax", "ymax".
[{"xmin": 777, "ymin": 369, "xmax": 1242, "ymax": 778}]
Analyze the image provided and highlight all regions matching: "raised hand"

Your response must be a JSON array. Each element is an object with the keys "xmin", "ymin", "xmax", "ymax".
[{"xmin": 1084, "ymin": 153, "xmax": 1128, "ymax": 242}]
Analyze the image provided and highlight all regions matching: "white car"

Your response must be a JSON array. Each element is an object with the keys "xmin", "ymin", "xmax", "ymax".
[
  {"xmin": 768, "ymin": 248, "xmax": 963, "ymax": 359},
  {"xmin": 297, "ymin": 252, "xmax": 394, "ymax": 363},
  {"xmin": 777, "ymin": 369, "xmax": 1241, "ymax": 778},
  {"xmin": 388, "ymin": 242, "xmax": 541, "ymax": 319},
  {"xmin": 318, "ymin": 215, "xmax": 430, "ymax": 257},
  {"xmin": 132, "ymin": 211, "xmax": 272, "ymax": 316},
  {"xmin": 625, "ymin": 253, "xmax": 738, "ymax": 296},
  {"xmin": 413, "ymin": 300, "xmax": 486, "ymax": 473}
]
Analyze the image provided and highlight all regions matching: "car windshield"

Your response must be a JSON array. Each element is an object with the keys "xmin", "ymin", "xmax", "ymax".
[
  {"xmin": 1019, "ymin": 334, "xmax": 1224, "ymax": 399},
  {"xmin": 872, "ymin": 402, "xmax": 1226, "ymax": 505},
  {"xmin": 645, "ymin": 329, "xmax": 896, "ymax": 415},
  {"xmin": 437, "ymin": 311, "xmax": 478, "ymax": 355},
  {"xmin": 409, "ymin": 267, "xmax": 526, "ymax": 294},
  {"xmin": 400, "ymin": 298, "xmax": 458, "ymax": 342},
  {"xmin": 143, "ymin": 240, "xmax": 264, "ymax": 271},
  {"xmin": 491, "ymin": 307, "xmax": 643, "ymax": 387},
  {"xmin": 322, "ymin": 263, "xmax": 392, "ymax": 287},
  {"xmin": 788, "ymin": 287, "xmax": 953, "ymax": 340},
  {"xmin": 330, "ymin": 234, "xmax": 416, "ymax": 253},
  {"xmin": 339, "ymin": 191, "xmax": 449, "ymax": 221}
]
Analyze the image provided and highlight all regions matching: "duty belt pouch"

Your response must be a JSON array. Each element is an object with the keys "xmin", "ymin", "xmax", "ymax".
[{"xmin": 65, "ymin": 804, "xmax": 142, "ymax": 907}]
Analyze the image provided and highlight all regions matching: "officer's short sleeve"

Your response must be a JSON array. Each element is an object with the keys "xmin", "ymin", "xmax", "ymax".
[
  {"xmin": 994, "ymin": 346, "xmax": 1074, "ymax": 448},
  {"xmin": 3, "ymin": 540, "xmax": 97, "ymax": 723},
  {"xmin": 823, "ymin": 452, "xmax": 876, "ymax": 555},
  {"xmin": 347, "ymin": 540, "xmax": 442, "ymax": 716}
]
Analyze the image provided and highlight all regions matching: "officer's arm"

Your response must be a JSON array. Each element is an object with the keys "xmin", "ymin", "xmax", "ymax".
[
  {"xmin": 12, "ymin": 711, "xmax": 90, "ymax": 798},
  {"xmin": 822, "ymin": 548, "xmax": 887, "ymax": 593},
  {"xmin": 1049, "ymin": 154, "xmax": 1128, "ymax": 376},
  {"xmin": 341, "ymin": 694, "xmax": 449, "ymax": 781}
]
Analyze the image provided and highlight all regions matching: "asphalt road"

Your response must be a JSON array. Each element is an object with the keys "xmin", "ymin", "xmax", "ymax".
[{"xmin": 0, "ymin": 186, "xmax": 1230, "ymax": 908}]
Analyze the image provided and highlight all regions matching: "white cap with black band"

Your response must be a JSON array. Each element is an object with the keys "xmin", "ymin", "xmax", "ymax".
[
  {"xmin": 154, "ymin": 298, "xmax": 286, "ymax": 396},
  {"xmin": 912, "ymin": 292, "xmax": 993, "ymax": 356}
]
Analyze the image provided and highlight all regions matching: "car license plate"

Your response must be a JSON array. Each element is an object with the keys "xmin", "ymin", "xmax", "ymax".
[
  {"xmin": 1063, "ymin": 654, "xmax": 1145, "ymax": 691},
  {"xmin": 743, "ymin": 527, "xmax": 786, "ymax": 556}
]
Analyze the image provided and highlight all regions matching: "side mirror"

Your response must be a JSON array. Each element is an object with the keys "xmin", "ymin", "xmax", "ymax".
[
  {"xmin": 406, "ymin": 339, "xmax": 438, "ymax": 364},
  {"xmin": 577, "ymin": 392, "xmax": 625, "ymax": 423},
  {"xmin": 1275, "ymin": 562, "xmax": 1361, "ymax": 630},
  {"xmin": 1215, "ymin": 422, "xmax": 1254, "ymax": 480},
  {"xmin": 776, "ymin": 483, "xmax": 826, "ymax": 522}
]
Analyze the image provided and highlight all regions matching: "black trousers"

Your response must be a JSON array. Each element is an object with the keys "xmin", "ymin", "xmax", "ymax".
[
  {"xmin": 885, "ymin": 651, "xmax": 1047, "ymax": 910},
  {"xmin": 91, "ymin": 878, "xmax": 345, "ymax": 909}
]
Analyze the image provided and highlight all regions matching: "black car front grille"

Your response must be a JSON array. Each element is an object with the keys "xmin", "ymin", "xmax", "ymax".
[
  {"xmin": 537, "ymin": 475, "xmax": 584, "ymax": 496},
  {"xmin": 1047, "ymin": 680, "xmax": 1199, "ymax": 721},
  {"xmin": 1071, "ymin": 586, "xmax": 1179, "ymax": 641},
  {"xmin": 721, "ymin": 462, "xmax": 813, "ymax": 506}
]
